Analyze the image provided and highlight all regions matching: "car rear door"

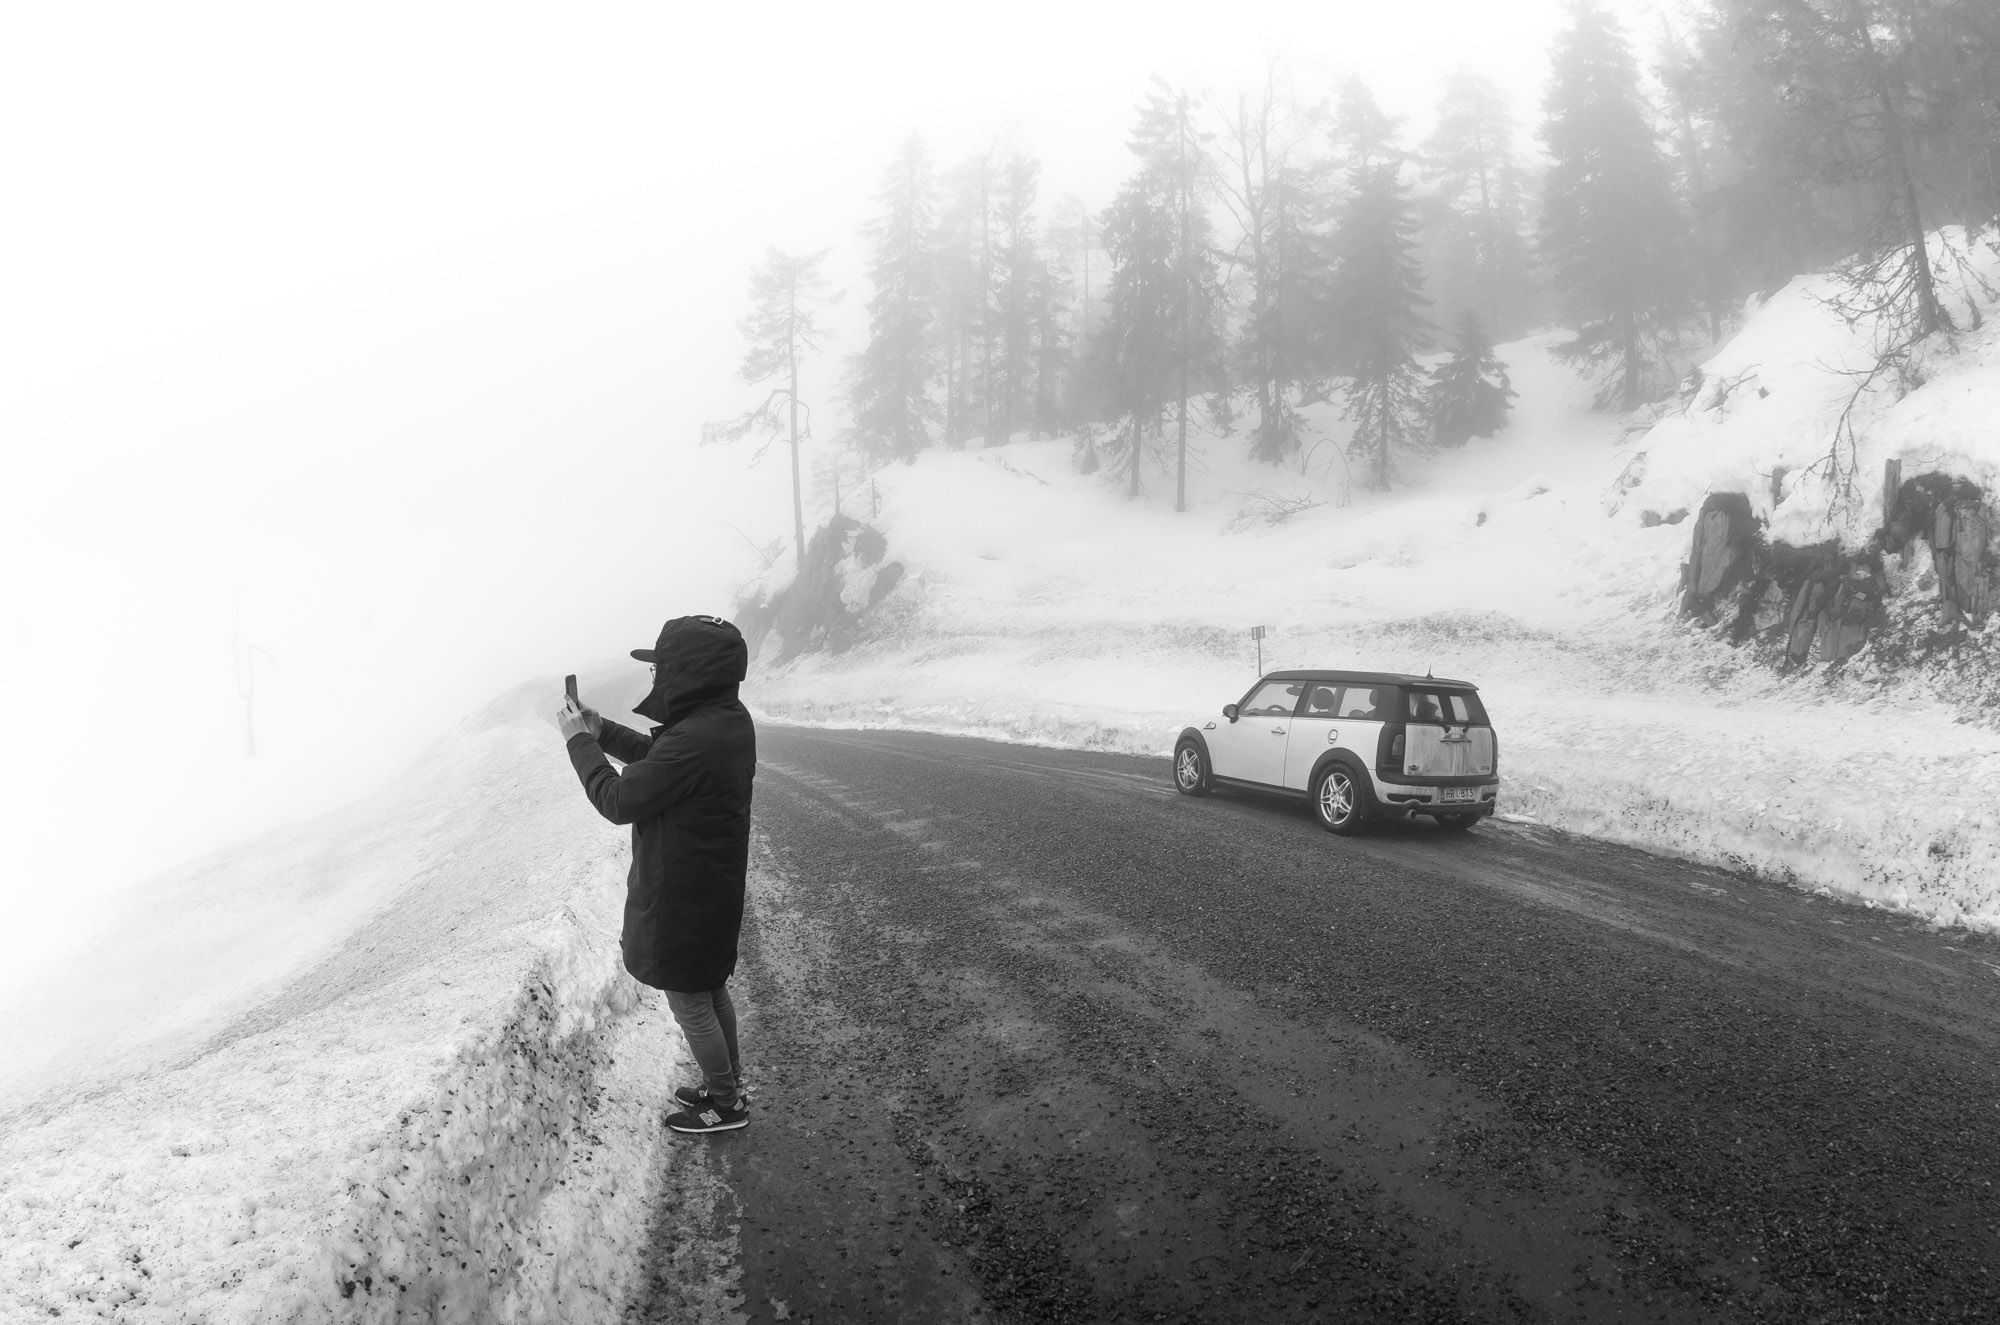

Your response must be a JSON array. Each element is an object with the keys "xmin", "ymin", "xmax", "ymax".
[
  {"xmin": 1210, "ymin": 678, "xmax": 1302, "ymax": 787},
  {"xmin": 1284, "ymin": 683, "xmax": 1390, "ymax": 790},
  {"xmin": 1399, "ymin": 687, "xmax": 1496, "ymax": 784}
]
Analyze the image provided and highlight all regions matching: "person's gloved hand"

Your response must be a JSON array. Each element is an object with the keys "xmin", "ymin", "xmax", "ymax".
[{"xmin": 556, "ymin": 698, "xmax": 602, "ymax": 740}]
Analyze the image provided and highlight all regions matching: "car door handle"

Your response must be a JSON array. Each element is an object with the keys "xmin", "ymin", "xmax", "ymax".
[{"xmin": 1270, "ymin": 726, "xmax": 1287, "ymax": 734}]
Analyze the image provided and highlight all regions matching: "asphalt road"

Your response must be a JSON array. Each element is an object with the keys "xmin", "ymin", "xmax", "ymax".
[{"xmin": 633, "ymin": 726, "xmax": 2000, "ymax": 1324}]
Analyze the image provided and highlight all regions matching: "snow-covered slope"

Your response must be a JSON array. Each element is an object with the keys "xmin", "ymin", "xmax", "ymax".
[
  {"xmin": 1620, "ymin": 230, "xmax": 2000, "ymax": 546},
  {"xmin": 0, "ymin": 669, "xmax": 693, "ymax": 1323},
  {"xmin": 749, "ymin": 251, "xmax": 2000, "ymax": 930}
]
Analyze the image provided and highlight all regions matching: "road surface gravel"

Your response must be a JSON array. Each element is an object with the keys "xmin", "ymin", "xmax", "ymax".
[{"xmin": 631, "ymin": 726, "xmax": 2000, "ymax": 1323}]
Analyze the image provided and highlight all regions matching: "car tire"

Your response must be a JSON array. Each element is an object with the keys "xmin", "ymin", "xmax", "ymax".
[
  {"xmin": 1311, "ymin": 763, "xmax": 1373, "ymax": 835},
  {"xmin": 1439, "ymin": 812, "xmax": 1480, "ymax": 831},
  {"xmin": 1173, "ymin": 740, "xmax": 1211, "ymax": 796}
]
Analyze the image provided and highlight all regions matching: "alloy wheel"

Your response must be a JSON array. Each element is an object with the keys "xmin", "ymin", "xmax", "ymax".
[{"xmin": 1318, "ymin": 771, "xmax": 1354, "ymax": 826}]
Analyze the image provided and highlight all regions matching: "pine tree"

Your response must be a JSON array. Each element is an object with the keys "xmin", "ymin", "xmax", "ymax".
[
  {"xmin": 1099, "ymin": 164, "xmax": 1178, "ymax": 498},
  {"xmin": 846, "ymin": 135, "xmax": 938, "ymax": 464},
  {"xmin": 1045, "ymin": 194, "xmax": 1105, "ymax": 423},
  {"xmin": 934, "ymin": 151, "xmax": 998, "ymax": 447},
  {"xmin": 991, "ymin": 153, "xmax": 1045, "ymax": 444},
  {"xmin": 1029, "ymin": 220, "xmax": 1075, "ymax": 438},
  {"xmin": 1045, "ymin": 195, "xmax": 1096, "ymax": 340},
  {"xmin": 1215, "ymin": 64, "xmax": 1337, "ymax": 466},
  {"xmin": 1539, "ymin": 0, "xmax": 1692, "ymax": 410},
  {"xmin": 1676, "ymin": 7, "xmax": 1860, "ymax": 289},
  {"xmin": 1134, "ymin": 78, "xmax": 1224, "ymax": 510},
  {"xmin": 1935, "ymin": 1, "xmax": 2000, "ymax": 230},
  {"xmin": 1418, "ymin": 67, "xmax": 1537, "ymax": 339},
  {"xmin": 705, "ymin": 248, "xmax": 838, "ymax": 570},
  {"xmin": 1429, "ymin": 310, "xmax": 1515, "ymax": 446},
  {"xmin": 1708, "ymin": 0, "xmax": 1967, "ymax": 340},
  {"xmin": 1654, "ymin": 18, "xmax": 1733, "ymax": 341},
  {"xmin": 1333, "ymin": 75, "xmax": 1405, "ymax": 174},
  {"xmin": 1330, "ymin": 162, "xmax": 1430, "ymax": 490}
]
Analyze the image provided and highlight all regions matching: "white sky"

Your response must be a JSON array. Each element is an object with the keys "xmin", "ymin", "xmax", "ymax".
[{"xmin": 0, "ymin": 0, "xmax": 1674, "ymax": 990}]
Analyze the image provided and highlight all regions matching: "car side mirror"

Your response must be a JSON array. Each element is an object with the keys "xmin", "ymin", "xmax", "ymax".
[{"xmin": 1223, "ymin": 704, "xmax": 1239, "ymax": 722}]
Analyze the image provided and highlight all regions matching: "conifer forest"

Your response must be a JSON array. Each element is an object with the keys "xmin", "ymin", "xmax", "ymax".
[{"xmin": 717, "ymin": 0, "xmax": 2000, "ymax": 499}]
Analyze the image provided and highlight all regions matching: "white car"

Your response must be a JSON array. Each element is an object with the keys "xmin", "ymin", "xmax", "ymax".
[{"xmin": 1174, "ymin": 670, "xmax": 1500, "ymax": 834}]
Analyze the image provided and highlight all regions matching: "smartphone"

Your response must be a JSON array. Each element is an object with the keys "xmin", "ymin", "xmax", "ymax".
[{"xmin": 564, "ymin": 674, "xmax": 579, "ymax": 705}]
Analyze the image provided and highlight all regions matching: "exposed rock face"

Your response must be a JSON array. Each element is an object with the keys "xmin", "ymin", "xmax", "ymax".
[
  {"xmin": 1782, "ymin": 562, "xmax": 1886, "ymax": 664},
  {"xmin": 1678, "ymin": 493, "xmax": 1758, "ymax": 620},
  {"xmin": 1885, "ymin": 470, "xmax": 1995, "ymax": 627},
  {"xmin": 737, "ymin": 514, "xmax": 905, "ymax": 663},
  {"xmin": 1934, "ymin": 501, "xmax": 1995, "ymax": 624},
  {"xmin": 1730, "ymin": 536, "xmax": 1886, "ymax": 666},
  {"xmin": 1680, "ymin": 466, "xmax": 1996, "ymax": 672}
]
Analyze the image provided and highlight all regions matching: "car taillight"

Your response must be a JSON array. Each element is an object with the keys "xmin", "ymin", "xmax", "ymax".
[{"xmin": 1378, "ymin": 722, "xmax": 1406, "ymax": 773}]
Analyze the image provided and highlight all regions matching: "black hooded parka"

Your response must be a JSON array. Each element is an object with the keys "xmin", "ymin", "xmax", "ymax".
[{"xmin": 565, "ymin": 617, "xmax": 757, "ymax": 992}]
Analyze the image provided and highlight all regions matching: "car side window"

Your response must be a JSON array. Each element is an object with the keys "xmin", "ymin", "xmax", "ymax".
[
  {"xmin": 1305, "ymin": 685, "xmax": 1339, "ymax": 716},
  {"xmin": 1243, "ymin": 681, "xmax": 1302, "ymax": 716},
  {"xmin": 1335, "ymin": 686, "xmax": 1385, "ymax": 720}
]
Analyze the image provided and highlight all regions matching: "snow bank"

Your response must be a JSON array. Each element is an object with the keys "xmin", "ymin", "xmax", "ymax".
[
  {"xmin": 0, "ymin": 674, "xmax": 691, "ymax": 1322},
  {"xmin": 305, "ymin": 910, "xmax": 653, "ymax": 1323},
  {"xmin": 750, "ymin": 287, "xmax": 2000, "ymax": 932}
]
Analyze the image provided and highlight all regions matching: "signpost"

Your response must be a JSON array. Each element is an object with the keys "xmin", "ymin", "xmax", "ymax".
[{"xmin": 1251, "ymin": 624, "xmax": 1267, "ymax": 674}]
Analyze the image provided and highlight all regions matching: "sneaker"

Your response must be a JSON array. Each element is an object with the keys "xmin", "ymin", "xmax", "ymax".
[
  {"xmin": 673, "ymin": 1083, "xmax": 751, "ymax": 1110},
  {"xmin": 666, "ymin": 1096, "xmax": 749, "ymax": 1134}
]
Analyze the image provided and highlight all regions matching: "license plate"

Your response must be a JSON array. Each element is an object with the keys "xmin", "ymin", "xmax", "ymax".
[{"xmin": 1441, "ymin": 787, "xmax": 1476, "ymax": 804}]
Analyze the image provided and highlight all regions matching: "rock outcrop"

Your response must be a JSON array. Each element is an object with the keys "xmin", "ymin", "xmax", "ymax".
[
  {"xmin": 1884, "ymin": 466, "xmax": 1996, "ymax": 626},
  {"xmin": 736, "ymin": 514, "xmax": 905, "ymax": 663},
  {"xmin": 1678, "ymin": 493, "xmax": 1758, "ymax": 622},
  {"xmin": 1770, "ymin": 542, "xmax": 1885, "ymax": 665},
  {"xmin": 1679, "ymin": 464, "xmax": 1993, "ymax": 667}
]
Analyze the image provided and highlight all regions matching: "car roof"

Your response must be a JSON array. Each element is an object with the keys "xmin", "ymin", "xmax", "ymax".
[{"xmin": 1258, "ymin": 669, "xmax": 1480, "ymax": 690}]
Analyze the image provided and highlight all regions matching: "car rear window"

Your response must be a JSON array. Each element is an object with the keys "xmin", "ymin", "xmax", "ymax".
[{"xmin": 1403, "ymin": 689, "xmax": 1488, "ymax": 725}]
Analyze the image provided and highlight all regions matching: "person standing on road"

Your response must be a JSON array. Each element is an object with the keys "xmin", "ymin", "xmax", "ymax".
[{"xmin": 556, "ymin": 614, "xmax": 757, "ymax": 1135}]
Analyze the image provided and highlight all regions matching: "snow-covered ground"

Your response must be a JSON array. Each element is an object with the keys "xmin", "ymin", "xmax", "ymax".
[
  {"xmin": 0, "ymin": 671, "xmax": 704, "ymax": 1322},
  {"xmin": 752, "ymin": 234, "xmax": 2000, "ymax": 930}
]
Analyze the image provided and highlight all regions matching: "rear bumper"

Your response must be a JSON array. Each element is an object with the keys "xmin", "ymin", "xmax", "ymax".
[{"xmin": 1376, "ymin": 779, "xmax": 1499, "ymax": 816}]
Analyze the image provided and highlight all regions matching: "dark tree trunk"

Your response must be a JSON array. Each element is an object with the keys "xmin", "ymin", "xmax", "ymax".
[{"xmin": 1859, "ymin": 16, "xmax": 1949, "ymax": 336}]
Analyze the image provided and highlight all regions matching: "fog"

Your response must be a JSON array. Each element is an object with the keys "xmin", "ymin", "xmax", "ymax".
[{"xmin": 0, "ymin": 0, "xmax": 1601, "ymax": 991}]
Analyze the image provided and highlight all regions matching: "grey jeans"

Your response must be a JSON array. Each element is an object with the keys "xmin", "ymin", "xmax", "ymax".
[{"xmin": 664, "ymin": 984, "xmax": 742, "ymax": 1107}]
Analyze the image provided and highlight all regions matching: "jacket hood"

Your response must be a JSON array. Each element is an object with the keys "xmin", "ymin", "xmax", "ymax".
[{"xmin": 632, "ymin": 615, "xmax": 748, "ymax": 726}]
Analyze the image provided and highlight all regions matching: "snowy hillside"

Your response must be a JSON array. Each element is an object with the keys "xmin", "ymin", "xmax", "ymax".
[
  {"xmin": 1619, "ymin": 232, "xmax": 2000, "ymax": 548},
  {"xmin": 0, "ymin": 671, "xmax": 696, "ymax": 1323},
  {"xmin": 748, "ymin": 254, "xmax": 2000, "ymax": 931}
]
